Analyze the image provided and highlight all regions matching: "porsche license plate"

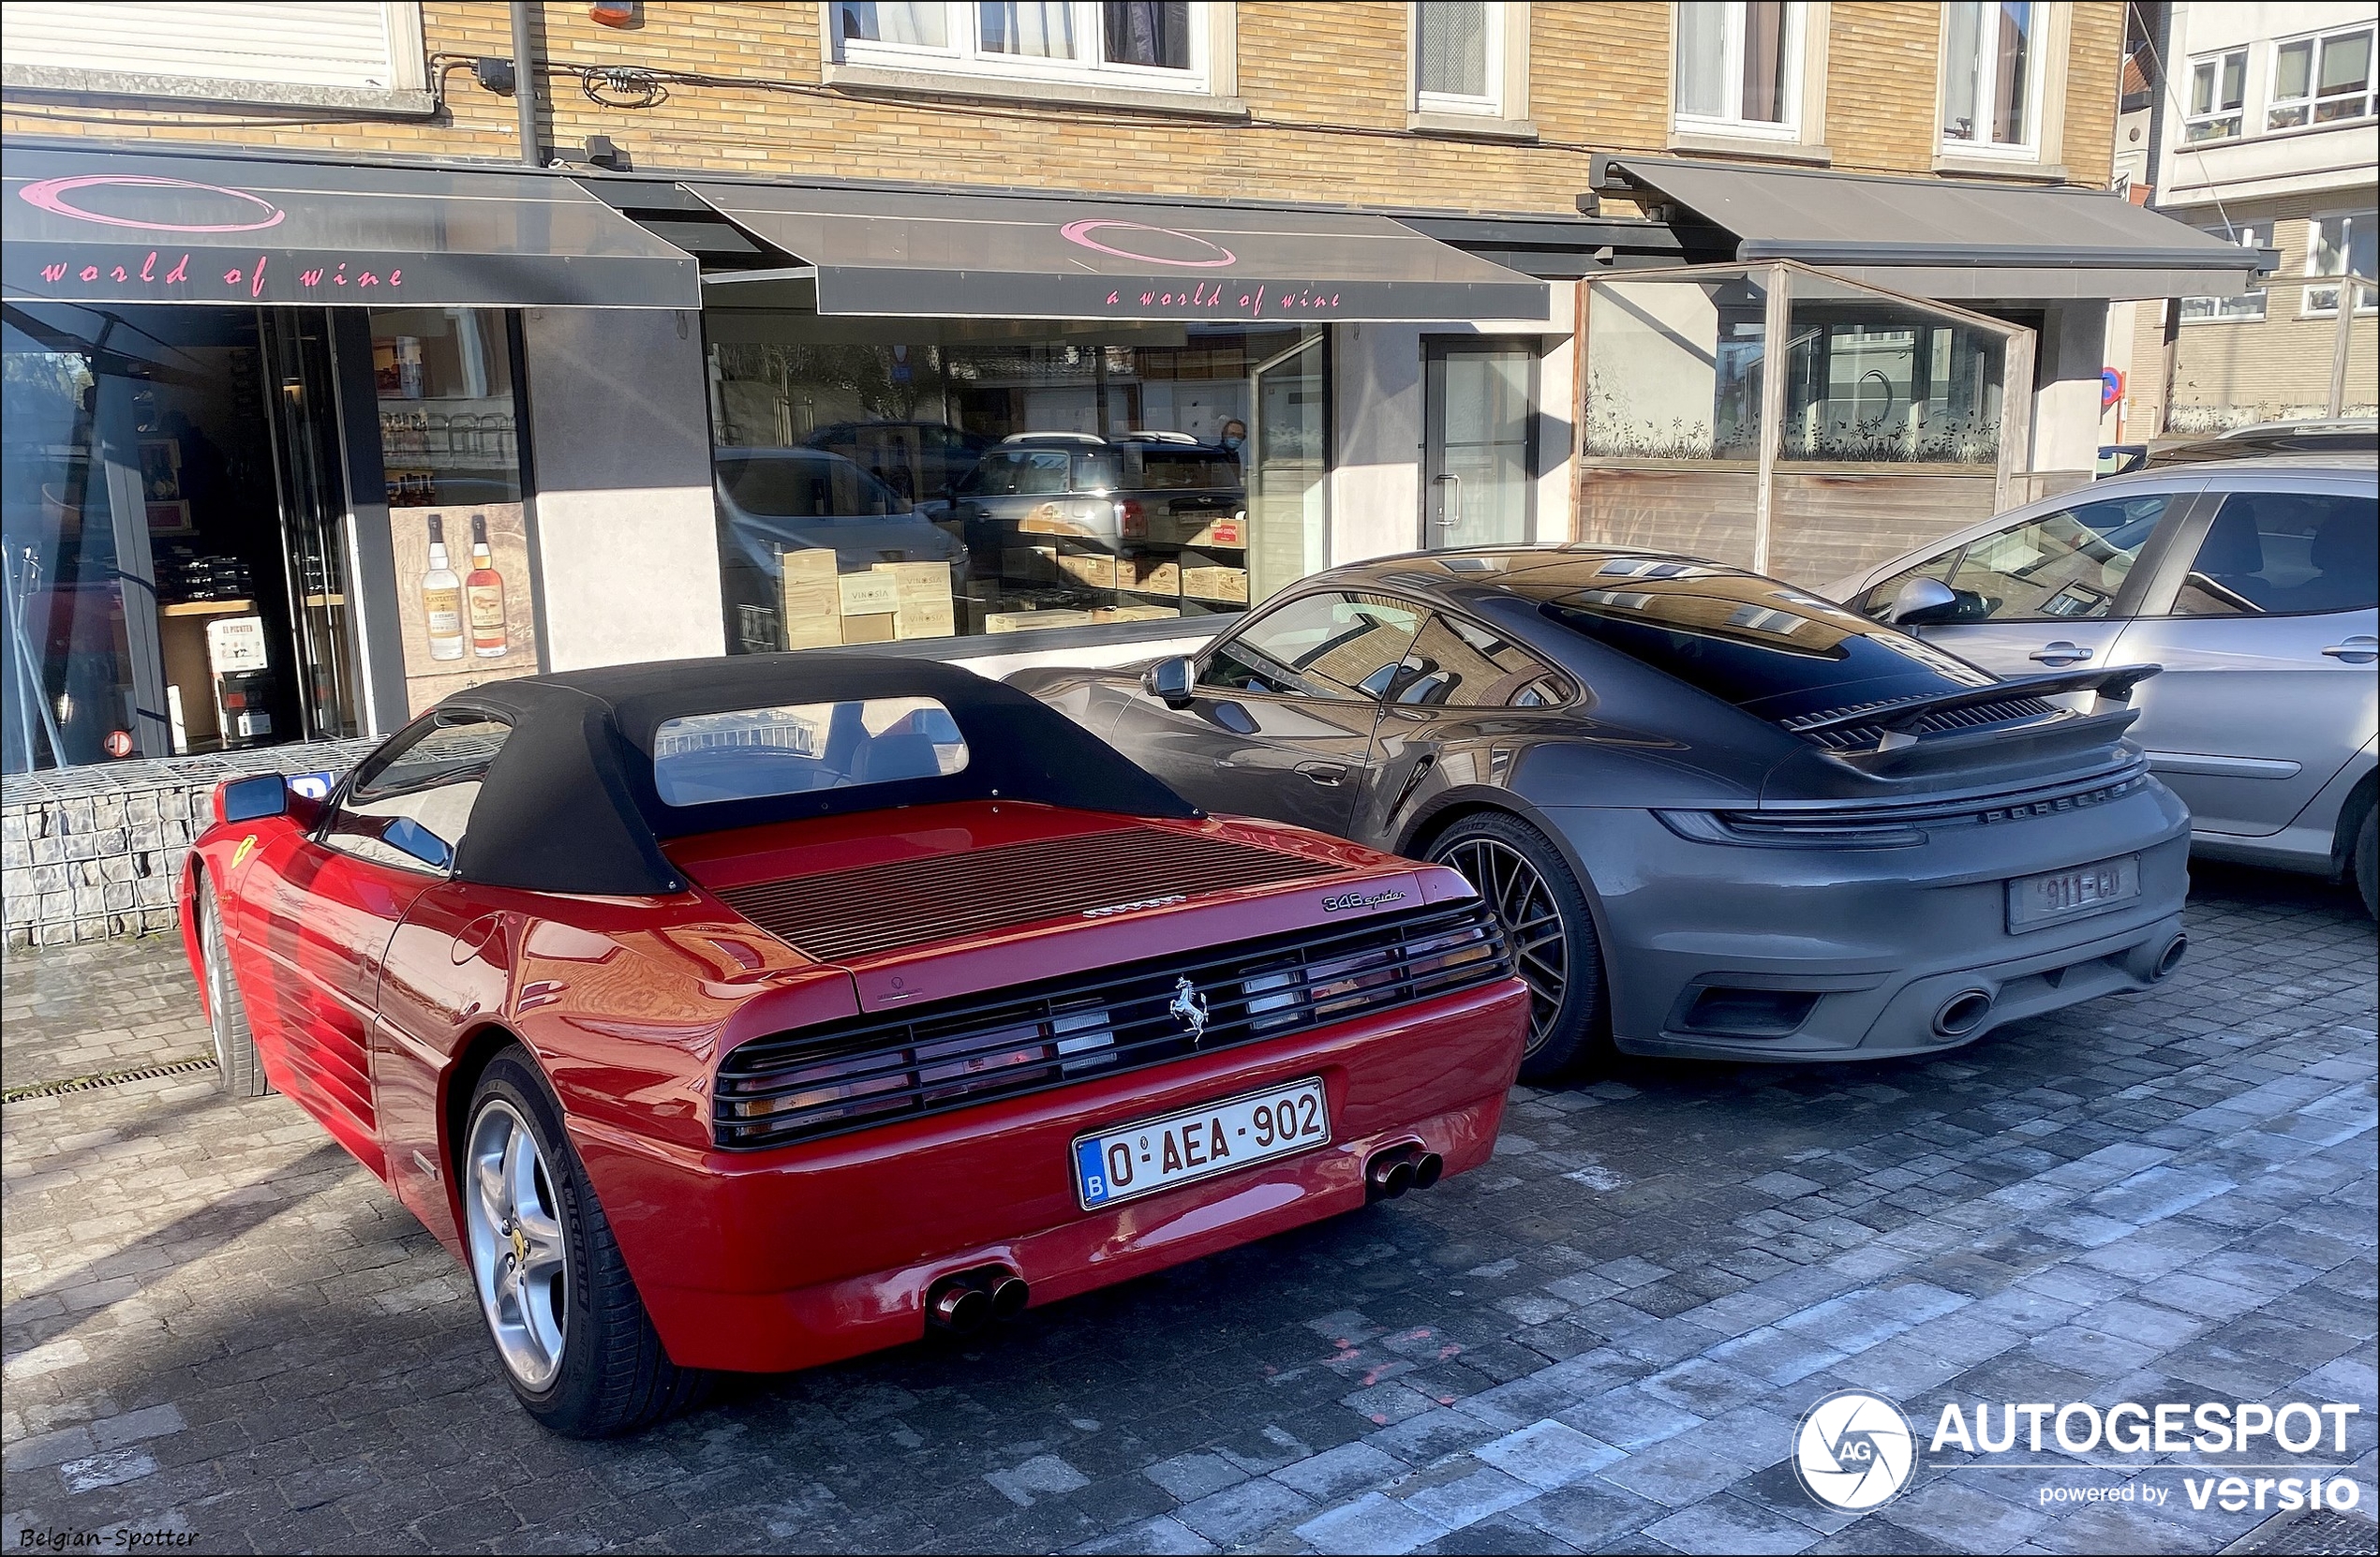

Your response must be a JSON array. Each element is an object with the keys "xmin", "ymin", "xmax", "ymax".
[
  {"xmin": 1074, "ymin": 1078, "xmax": 1329, "ymax": 1210},
  {"xmin": 2008, "ymin": 854, "xmax": 2140, "ymax": 931}
]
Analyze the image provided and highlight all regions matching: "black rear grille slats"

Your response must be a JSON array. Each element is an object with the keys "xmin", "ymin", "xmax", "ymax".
[
  {"xmin": 715, "ymin": 828, "xmax": 1341, "ymax": 962},
  {"xmin": 1792, "ymin": 695, "xmax": 2059, "ymax": 751},
  {"xmin": 1718, "ymin": 763, "xmax": 2153, "ymax": 835},
  {"xmin": 712, "ymin": 901, "xmax": 1510, "ymax": 1150}
]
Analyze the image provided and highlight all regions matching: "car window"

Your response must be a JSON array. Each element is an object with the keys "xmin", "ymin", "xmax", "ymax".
[
  {"xmin": 969, "ymin": 451, "xmax": 1075, "ymax": 497},
  {"xmin": 717, "ymin": 453, "xmax": 903, "ymax": 519},
  {"xmin": 324, "ymin": 712, "xmax": 511, "ymax": 874},
  {"xmin": 1391, "ymin": 615, "xmax": 1568, "ymax": 707},
  {"xmin": 651, "ymin": 697, "xmax": 967, "ymax": 807},
  {"xmin": 1122, "ymin": 448, "xmax": 1242, "ymax": 491},
  {"xmin": 1201, "ymin": 593, "xmax": 1423, "ymax": 700},
  {"xmin": 1861, "ymin": 494, "xmax": 2171, "ymax": 623},
  {"xmin": 2168, "ymin": 491, "xmax": 2379, "ymax": 617}
]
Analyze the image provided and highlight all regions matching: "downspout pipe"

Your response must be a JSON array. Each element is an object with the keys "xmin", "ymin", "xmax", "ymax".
[{"xmin": 511, "ymin": 1, "xmax": 543, "ymax": 167}]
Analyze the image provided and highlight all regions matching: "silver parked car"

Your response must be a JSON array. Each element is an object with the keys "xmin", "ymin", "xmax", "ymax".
[{"xmin": 1831, "ymin": 455, "xmax": 2377, "ymax": 915}]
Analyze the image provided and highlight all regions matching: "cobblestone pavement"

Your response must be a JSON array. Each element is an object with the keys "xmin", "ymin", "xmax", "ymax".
[{"xmin": 3, "ymin": 866, "xmax": 2373, "ymax": 1556}]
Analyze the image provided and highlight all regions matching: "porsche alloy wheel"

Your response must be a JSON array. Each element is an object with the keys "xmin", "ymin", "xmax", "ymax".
[
  {"xmin": 461, "ymin": 1052, "xmax": 707, "ymax": 1436},
  {"xmin": 1429, "ymin": 812, "xmax": 1609, "ymax": 1081},
  {"xmin": 466, "ymin": 1098, "xmax": 572, "ymax": 1392}
]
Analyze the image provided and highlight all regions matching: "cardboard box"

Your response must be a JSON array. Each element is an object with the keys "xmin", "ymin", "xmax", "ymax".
[
  {"xmin": 1093, "ymin": 604, "xmax": 1182, "ymax": 623},
  {"xmin": 1174, "ymin": 513, "xmax": 1245, "ymax": 548},
  {"xmin": 781, "ymin": 549, "xmax": 843, "ymax": 650},
  {"xmin": 986, "ymin": 608, "xmax": 1098, "ymax": 634},
  {"xmin": 870, "ymin": 560, "xmax": 955, "ymax": 640},
  {"xmin": 1128, "ymin": 556, "xmax": 1180, "ymax": 595},
  {"xmin": 1055, "ymin": 551, "xmax": 1119, "ymax": 589},
  {"xmin": 1018, "ymin": 501, "xmax": 1097, "ymax": 538},
  {"xmin": 1002, "ymin": 545, "xmax": 1057, "ymax": 583},
  {"xmin": 839, "ymin": 611, "xmax": 897, "ymax": 645},
  {"xmin": 1182, "ymin": 565, "xmax": 1248, "ymax": 602}
]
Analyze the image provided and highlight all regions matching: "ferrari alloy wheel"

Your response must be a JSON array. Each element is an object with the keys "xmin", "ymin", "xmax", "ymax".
[
  {"xmin": 1429, "ymin": 812, "xmax": 1609, "ymax": 1082},
  {"xmin": 198, "ymin": 884, "xmax": 270, "ymax": 1098},
  {"xmin": 462, "ymin": 1051, "xmax": 707, "ymax": 1436},
  {"xmin": 466, "ymin": 1098, "xmax": 572, "ymax": 1391}
]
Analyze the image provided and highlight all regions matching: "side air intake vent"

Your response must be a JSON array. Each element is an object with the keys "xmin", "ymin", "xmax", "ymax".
[{"xmin": 713, "ymin": 828, "xmax": 1341, "ymax": 962}]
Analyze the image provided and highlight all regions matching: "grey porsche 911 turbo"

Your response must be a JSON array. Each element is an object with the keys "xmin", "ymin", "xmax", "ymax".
[{"xmin": 1010, "ymin": 546, "xmax": 2193, "ymax": 1080}]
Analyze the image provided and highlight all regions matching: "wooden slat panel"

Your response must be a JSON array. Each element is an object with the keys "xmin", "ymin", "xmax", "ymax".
[
  {"xmin": 1575, "ymin": 467, "xmax": 1761, "ymax": 571},
  {"xmin": 1767, "ymin": 470, "xmax": 2001, "ymax": 587}
]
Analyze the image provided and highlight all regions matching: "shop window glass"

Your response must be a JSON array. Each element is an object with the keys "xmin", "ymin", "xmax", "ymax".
[
  {"xmin": 1780, "ymin": 278, "xmax": 2005, "ymax": 465},
  {"xmin": 1584, "ymin": 271, "xmax": 1770, "ymax": 460},
  {"xmin": 705, "ymin": 317, "xmax": 1326, "ymax": 652},
  {"xmin": 371, "ymin": 308, "xmax": 520, "ymax": 510}
]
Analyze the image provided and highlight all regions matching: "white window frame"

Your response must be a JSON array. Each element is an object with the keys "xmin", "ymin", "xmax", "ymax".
[
  {"xmin": 1673, "ymin": 2, "xmax": 1807, "ymax": 141},
  {"xmin": 2301, "ymin": 211, "xmax": 2378, "ymax": 318},
  {"xmin": 1940, "ymin": 0, "xmax": 2047, "ymax": 159},
  {"xmin": 2182, "ymin": 46, "xmax": 2247, "ymax": 143},
  {"xmin": 829, "ymin": 2, "xmax": 1212, "ymax": 95},
  {"xmin": 2268, "ymin": 23, "xmax": 2378, "ymax": 132},
  {"xmin": 1412, "ymin": 1, "xmax": 1509, "ymax": 119},
  {"xmin": 2179, "ymin": 225, "xmax": 2269, "ymax": 325},
  {"xmin": 0, "ymin": 0, "xmax": 429, "ymax": 111}
]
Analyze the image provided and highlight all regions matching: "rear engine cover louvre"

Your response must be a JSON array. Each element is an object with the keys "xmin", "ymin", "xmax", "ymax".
[
  {"xmin": 712, "ymin": 901, "xmax": 1511, "ymax": 1149},
  {"xmin": 713, "ymin": 828, "xmax": 1341, "ymax": 963},
  {"xmin": 1784, "ymin": 694, "xmax": 2059, "ymax": 751}
]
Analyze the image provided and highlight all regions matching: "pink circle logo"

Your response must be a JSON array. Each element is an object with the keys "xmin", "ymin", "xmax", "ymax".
[
  {"xmin": 1060, "ymin": 219, "xmax": 1236, "ymax": 268},
  {"xmin": 19, "ymin": 173, "xmax": 286, "ymax": 233}
]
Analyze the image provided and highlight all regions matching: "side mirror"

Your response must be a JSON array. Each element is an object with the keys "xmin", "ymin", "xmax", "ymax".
[
  {"xmin": 216, "ymin": 774, "xmax": 289, "ymax": 824},
  {"xmin": 1884, "ymin": 576, "xmax": 1961, "ymax": 627},
  {"xmin": 1143, "ymin": 655, "xmax": 1197, "ymax": 708}
]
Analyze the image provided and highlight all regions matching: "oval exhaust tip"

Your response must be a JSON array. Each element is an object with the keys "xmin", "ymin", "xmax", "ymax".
[
  {"xmin": 930, "ymin": 1283, "xmax": 990, "ymax": 1335},
  {"xmin": 1413, "ymin": 1152, "xmax": 1445, "ymax": 1190},
  {"xmin": 989, "ymin": 1276, "xmax": 1030, "ymax": 1320},
  {"xmin": 1934, "ymin": 989, "xmax": 1995, "ymax": 1038},
  {"xmin": 2153, "ymin": 934, "xmax": 2188, "ymax": 980}
]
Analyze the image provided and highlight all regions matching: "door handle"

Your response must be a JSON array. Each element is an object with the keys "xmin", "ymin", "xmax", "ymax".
[
  {"xmin": 2030, "ymin": 641, "xmax": 2094, "ymax": 665},
  {"xmin": 1429, "ymin": 472, "xmax": 1462, "ymax": 534},
  {"xmin": 1297, "ymin": 762, "xmax": 1348, "ymax": 786},
  {"xmin": 2321, "ymin": 636, "xmax": 2379, "ymax": 664}
]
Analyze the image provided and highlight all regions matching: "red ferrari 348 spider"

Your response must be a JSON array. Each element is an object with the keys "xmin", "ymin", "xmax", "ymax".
[{"xmin": 183, "ymin": 655, "xmax": 1529, "ymax": 1435}]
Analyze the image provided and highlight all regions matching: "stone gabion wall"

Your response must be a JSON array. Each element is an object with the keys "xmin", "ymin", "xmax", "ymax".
[{"xmin": 2, "ymin": 739, "xmax": 379, "ymax": 949}]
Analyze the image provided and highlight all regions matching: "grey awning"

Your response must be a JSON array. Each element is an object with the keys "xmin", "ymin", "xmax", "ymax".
[
  {"xmin": 3, "ymin": 145, "xmax": 698, "ymax": 308},
  {"xmin": 1604, "ymin": 156, "xmax": 2263, "ymax": 300},
  {"xmin": 684, "ymin": 182, "xmax": 1550, "ymax": 323}
]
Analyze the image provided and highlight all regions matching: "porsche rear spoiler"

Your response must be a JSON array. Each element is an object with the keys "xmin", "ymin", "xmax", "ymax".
[{"xmin": 1786, "ymin": 664, "xmax": 2163, "ymax": 776}]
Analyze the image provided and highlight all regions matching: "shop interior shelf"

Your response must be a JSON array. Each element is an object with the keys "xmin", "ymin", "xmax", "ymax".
[{"xmin": 159, "ymin": 599, "xmax": 255, "ymax": 617}]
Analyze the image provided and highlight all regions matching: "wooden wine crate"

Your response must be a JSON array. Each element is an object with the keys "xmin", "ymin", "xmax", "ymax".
[
  {"xmin": 1181, "ymin": 565, "xmax": 1248, "ymax": 602},
  {"xmin": 780, "ymin": 549, "xmax": 843, "ymax": 650},
  {"xmin": 870, "ymin": 560, "xmax": 955, "ymax": 640}
]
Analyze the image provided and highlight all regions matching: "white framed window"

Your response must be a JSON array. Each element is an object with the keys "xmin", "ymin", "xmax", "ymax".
[
  {"xmin": 1674, "ymin": 2, "xmax": 1805, "ymax": 138},
  {"xmin": 2268, "ymin": 24, "xmax": 2376, "ymax": 130},
  {"xmin": 830, "ymin": 3, "xmax": 1210, "ymax": 93},
  {"xmin": 2303, "ymin": 213, "xmax": 2378, "ymax": 317},
  {"xmin": 1413, "ymin": 1, "xmax": 1506, "ymax": 117},
  {"xmin": 1941, "ymin": 0, "xmax": 2043, "ymax": 155},
  {"xmin": 0, "ymin": 0, "xmax": 428, "ymax": 107},
  {"xmin": 2179, "ymin": 225, "xmax": 2268, "ymax": 323},
  {"xmin": 2183, "ymin": 47, "xmax": 2247, "ymax": 142}
]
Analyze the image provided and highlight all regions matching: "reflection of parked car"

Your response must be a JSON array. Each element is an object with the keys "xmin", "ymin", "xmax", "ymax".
[
  {"xmin": 1015, "ymin": 548, "xmax": 2194, "ymax": 1078},
  {"xmin": 802, "ymin": 421, "xmax": 990, "ymax": 504},
  {"xmin": 713, "ymin": 448, "xmax": 964, "ymax": 642},
  {"xmin": 1832, "ymin": 456, "xmax": 2377, "ymax": 913},
  {"xmin": 950, "ymin": 434, "xmax": 1245, "ymax": 558},
  {"xmin": 185, "ymin": 657, "xmax": 1528, "ymax": 1435}
]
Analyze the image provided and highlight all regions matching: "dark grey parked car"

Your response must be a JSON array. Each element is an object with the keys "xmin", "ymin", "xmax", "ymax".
[{"xmin": 1012, "ymin": 548, "xmax": 2193, "ymax": 1079}]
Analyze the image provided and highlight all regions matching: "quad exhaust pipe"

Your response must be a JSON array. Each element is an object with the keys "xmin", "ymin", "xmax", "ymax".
[
  {"xmin": 1365, "ymin": 1145, "xmax": 1445, "ymax": 1202},
  {"xmin": 926, "ymin": 1267, "xmax": 1030, "ymax": 1336}
]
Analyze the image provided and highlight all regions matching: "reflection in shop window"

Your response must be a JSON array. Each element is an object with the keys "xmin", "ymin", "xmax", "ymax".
[
  {"xmin": 1584, "ymin": 272, "xmax": 1769, "ymax": 459},
  {"xmin": 1780, "ymin": 280, "xmax": 2004, "ymax": 465},
  {"xmin": 704, "ymin": 316, "xmax": 1325, "ymax": 651},
  {"xmin": 371, "ymin": 308, "xmax": 520, "ymax": 510}
]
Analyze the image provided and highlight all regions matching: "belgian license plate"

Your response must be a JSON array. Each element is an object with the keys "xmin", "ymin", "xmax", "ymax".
[
  {"xmin": 2008, "ymin": 854, "xmax": 2141, "ymax": 931},
  {"xmin": 1074, "ymin": 1078, "xmax": 1329, "ymax": 1210}
]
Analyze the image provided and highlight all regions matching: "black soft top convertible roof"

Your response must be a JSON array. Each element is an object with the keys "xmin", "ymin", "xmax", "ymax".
[{"xmin": 435, "ymin": 655, "xmax": 1196, "ymax": 896}]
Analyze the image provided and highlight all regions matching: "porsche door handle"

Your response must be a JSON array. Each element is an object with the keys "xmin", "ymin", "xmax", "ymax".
[
  {"xmin": 2030, "ymin": 641, "xmax": 2094, "ymax": 665},
  {"xmin": 2321, "ymin": 636, "xmax": 2378, "ymax": 664},
  {"xmin": 1297, "ymin": 762, "xmax": 1349, "ymax": 786}
]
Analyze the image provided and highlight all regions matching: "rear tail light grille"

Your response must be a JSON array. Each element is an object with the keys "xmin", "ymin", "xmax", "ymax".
[{"xmin": 713, "ymin": 900, "xmax": 1510, "ymax": 1149}]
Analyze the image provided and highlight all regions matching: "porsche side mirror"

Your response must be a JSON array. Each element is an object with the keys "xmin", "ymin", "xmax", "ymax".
[
  {"xmin": 216, "ymin": 774, "xmax": 289, "ymax": 824},
  {"xmin": 1884, "ymin": 576, "xmax": 1960, "ymax": 627},
  {"xmin": 1143, "ymin": 655, "xmax": 1197, "ymax": 708}
]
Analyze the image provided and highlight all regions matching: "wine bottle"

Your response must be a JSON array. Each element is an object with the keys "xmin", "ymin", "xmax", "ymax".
[
  {"xmin": 467, "ymin": 512, "xmax": 508, "ymax": 659},
  {"xmin": 422, "ymin": 514, "xmax": 465, "ymax": 661}
]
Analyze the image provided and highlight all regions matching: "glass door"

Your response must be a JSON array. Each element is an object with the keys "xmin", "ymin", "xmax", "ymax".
[
  {"xmin": 1423, "ymin": 339, "xmax": 1538, "ymax": 549},
  {"xmin": 259, "ymin": 309, "xmax": 363, "ymax": 744},
  {"xmin": 1246, "ymin": 328, "xmax": 1329, "ymax": 604}
]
